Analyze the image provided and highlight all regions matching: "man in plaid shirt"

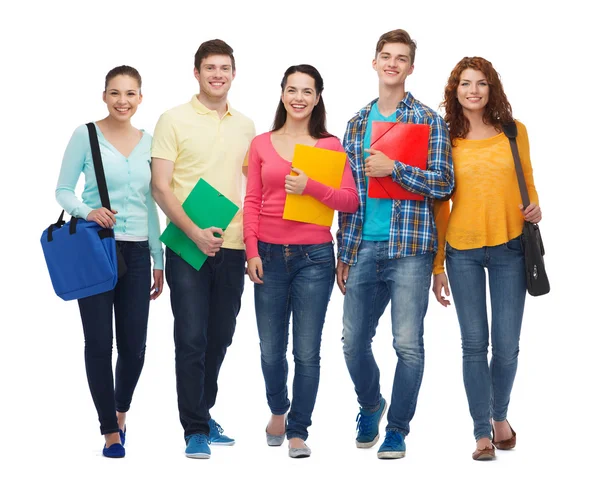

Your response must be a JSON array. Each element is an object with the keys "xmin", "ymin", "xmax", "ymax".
[{"xmin": 336, "ymin": 29, "xmax": 454, "ymax": 460}]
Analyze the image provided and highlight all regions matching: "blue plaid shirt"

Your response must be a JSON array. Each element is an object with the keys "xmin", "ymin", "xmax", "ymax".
[{"xmin": 337, "ymin": 93, "xmax": 454, "ymax": 265}]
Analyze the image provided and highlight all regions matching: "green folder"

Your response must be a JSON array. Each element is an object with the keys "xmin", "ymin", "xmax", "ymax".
[{"xmin": 160, "ymin": 178, "xmax": 239, "ymax": 270}]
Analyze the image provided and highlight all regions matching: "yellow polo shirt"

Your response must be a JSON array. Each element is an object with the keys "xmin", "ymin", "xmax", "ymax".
[{"xmin": 152, "ymin": 95, "xmax": 255, "ymax": 249}]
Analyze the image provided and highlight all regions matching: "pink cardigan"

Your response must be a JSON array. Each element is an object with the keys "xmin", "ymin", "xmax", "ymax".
[{"xmin": 243, "ymin": 132, "xmax": 358, "ymax": 259}]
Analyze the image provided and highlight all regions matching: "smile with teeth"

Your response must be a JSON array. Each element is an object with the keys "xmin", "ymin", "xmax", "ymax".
[
  {"xmin": 115, "ymin": 107, "xmax": 130, "ymax": 113},
  {"xmin": 384, "ymin": 70, "xmax": 399, "ymax": 75},
  {"xmin": 291, "ymin": 104, "xmax": 306, "ymax": 109},
  {"xmin": 210, "ymin": 81, "xmax": 224, "ymax": 87}
]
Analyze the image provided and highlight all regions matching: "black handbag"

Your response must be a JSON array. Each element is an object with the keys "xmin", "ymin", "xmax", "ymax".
[{"xmin": 502, "ymin": 122, "xmax": 550, "ymax": 296}]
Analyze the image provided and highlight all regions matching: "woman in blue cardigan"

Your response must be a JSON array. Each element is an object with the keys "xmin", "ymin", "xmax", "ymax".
[{"xmin": 55, "ymin": 66, "xmax": 164, "ymax": 458}]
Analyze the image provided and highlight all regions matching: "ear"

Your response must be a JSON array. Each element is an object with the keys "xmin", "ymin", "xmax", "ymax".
[
  {"xmin": 315, "ymin": 93, "xmax": 320, "ymax": 106},
  {"xmin": 372, "ymin": 58, "xmax": 377, "ymax": 71},
  {"xmin": 102, "ymin": 91, "xmax": 107, "ymax": 104},
  {"xmin": 193, "ymin": 67, "xmax": 201, "ymax": 83},
  {"xmin": 139, "ymin": 91, "xmax": 143, "ymax": 104},
  {"xmin": 407, "ymin": 63, "xmax": 415, "ymax": 76},
  {"xmin": 231, "ymin": 68, "xmax": 236, "ymax": 81}
]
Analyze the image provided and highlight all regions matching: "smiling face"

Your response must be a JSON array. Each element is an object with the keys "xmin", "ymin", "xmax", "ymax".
[
  {"xmin": 281, "ymin": 72, "xmax": 319, "ymax": 122},
  {"xmin": 194, "ymin": 54, "xmax": 235, "ymax": 101},
  {"xmin": 102, "ymin": 74, "xmax": 142, "ymax": 122},
  {"xmin": 372, "ymin": 42, "xmax": 414, "ymax": 88},
  {"xmin": 456, "ymin": 68, "xmax": 490, "ymax": 114}
]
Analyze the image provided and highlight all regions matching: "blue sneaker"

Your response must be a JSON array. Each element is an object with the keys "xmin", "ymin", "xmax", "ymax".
[
  {"xmin": 185, "ymin": 434, "xmax": 211, "ymax": 459},
  {"xmin": 356, "ymin": 398, "xmax": 387, "ymax": 448},
  {"xmin": 377, "ymin": 431, "xmax": 406, "ymax": 459},
  {"xmin": 209, "ymin": 419, "xmax": 235, "ymax": 446},
  {"xmin": 119, "ymin": 426, "xmax": 126, "ymax": 446}
]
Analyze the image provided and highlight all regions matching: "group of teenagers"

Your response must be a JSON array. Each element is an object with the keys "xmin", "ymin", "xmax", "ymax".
[{"xmin": 55, "ymin": 28, "xmax": 542, "ymax": 462}]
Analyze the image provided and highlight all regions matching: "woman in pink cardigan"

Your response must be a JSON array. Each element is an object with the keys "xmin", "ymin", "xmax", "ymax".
[{"xmin": 244, "ymin": 64, "xmax": 358, "ymax": 458}]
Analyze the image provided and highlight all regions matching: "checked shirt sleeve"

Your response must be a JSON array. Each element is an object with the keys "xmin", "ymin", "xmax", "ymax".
[{"xmin": 390, "ymin": 114, "xmax": 454, "ymax": 199}]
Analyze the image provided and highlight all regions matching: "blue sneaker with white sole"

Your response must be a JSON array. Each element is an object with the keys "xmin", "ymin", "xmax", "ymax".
[
  {"xmin": 377, "ymin": 430, "xmax": 406, "ymax": 459},
  {"xmin": 355, "ymin": 398, "xmax": 387, "ymax": 448},
  {"xmin": 185, "ymin": 433, "xmax": 211, "ymax": 459},
  {"xmin": 209, "ymin": 419, "xmax": 235, "ymax": 446}
]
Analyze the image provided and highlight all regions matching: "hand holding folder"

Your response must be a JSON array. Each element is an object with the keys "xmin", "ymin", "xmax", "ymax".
[
  {"xmin": 160, "ymin": 178, "xmax": 239, "ymax": 270},
  {"xmin": 367, "ymin": 121, "xmax": 430, "ymax": 200},
  {"xmin": 282, "ymin": 144, "xmax": 346, "ymax": 227}
]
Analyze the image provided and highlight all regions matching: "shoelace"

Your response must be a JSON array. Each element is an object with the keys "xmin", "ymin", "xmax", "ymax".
[
  {"xmin": 191, "ymin": 433, "xmax": 211, "ymax": 445},
  {"xmin": 210, "ymin": 420, "xmax": 224, "ymax": 435},
  {"xmin": 380, "ymin": 431, "xmax": 403, "ymax": 448},
  {"xmin": 356, "ymin": 410, "xmax": 377, "ymax": 433}
]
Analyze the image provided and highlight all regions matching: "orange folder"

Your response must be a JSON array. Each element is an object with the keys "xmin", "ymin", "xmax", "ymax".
[
  {"xmin": 367, "ymin": 121, "xmax": 430, "ymax": 200},
  {"xmin": 282, "ymin": 144, "xmax": 346, "ymax": 227}
]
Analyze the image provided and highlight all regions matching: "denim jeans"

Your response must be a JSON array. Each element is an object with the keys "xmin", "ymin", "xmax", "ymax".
[
  {"xmin": 446, "ymin": 236, "xmax": 526, "ymax": 441},
  {"xmin": 342, "ymin": 241, "xmax": 432, "ymax": 436},
  {"xmin": 165, "ymin": 247, "xmax": 245, "ymax": 438},
  {"xmin": 254, "ymin": 241, "xmax": 335, "ymax": 441},
  {"xmin": 77, "ymin": 240, "xmax": 151, "ymax": 435}
]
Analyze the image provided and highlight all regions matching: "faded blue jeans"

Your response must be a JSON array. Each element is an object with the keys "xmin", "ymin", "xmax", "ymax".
[
  {"xmin": 342, "ymin": 241, "xmax": 433, "ymax": 436},
  {"xmin": 254, "ymin": 241, "xmax": 335, "ymax": 441},
  {"xmin": 446, "ymin": 237, "xmax": 526, "ymax": 441}
]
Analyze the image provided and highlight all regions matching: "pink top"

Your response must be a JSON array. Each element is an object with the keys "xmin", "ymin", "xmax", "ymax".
[{"xmin": 243, "ymin": 132, "xmax": 359, "ymax": 259}]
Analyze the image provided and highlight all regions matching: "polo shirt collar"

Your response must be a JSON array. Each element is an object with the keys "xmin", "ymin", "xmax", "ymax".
[{"xmin": 190, "ymin": 94, "xmax": 233, "ymax": 117}]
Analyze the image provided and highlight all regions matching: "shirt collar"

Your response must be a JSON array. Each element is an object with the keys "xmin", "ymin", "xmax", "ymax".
[
  {"xmin": 357, "ymin": 91, "xmax": 415, "ymax": 119},
  {"xmin": 190, "ymin": 94, "xmax": 233, "ymax": 117}
]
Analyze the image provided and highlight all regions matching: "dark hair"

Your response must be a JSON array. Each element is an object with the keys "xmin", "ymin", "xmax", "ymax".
[
  {"xmin": 441, "ymin": 56, "xmax": 513, "ymax": 144},
  {"xmin": 194, "ymin": 39, "xmax": 235, "ymax": 71},
  {"xmin": 104, "ymin": 65, "xmax": 142, "ymax": 91},
  {"xmin": 375, "ymin": 29, "xmax": 417, "ymax": 65},
  {"xmin": 271, "ymin": 64, "xmax": 332, "ymax": 139}
]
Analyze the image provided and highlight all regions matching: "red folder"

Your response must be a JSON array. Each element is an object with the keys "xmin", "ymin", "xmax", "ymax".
[{"xmin": 367, "ymin": 121, "xmax": 430, "ymax": 200}]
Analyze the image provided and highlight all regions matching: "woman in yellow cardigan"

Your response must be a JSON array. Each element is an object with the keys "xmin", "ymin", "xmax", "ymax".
[{"xmin": 433, "ymin": 57, "xmax": 542, "ymax": 461}]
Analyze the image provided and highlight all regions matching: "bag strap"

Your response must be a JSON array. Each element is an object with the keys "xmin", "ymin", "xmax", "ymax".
[
  {"xmin": 86, "ymin": 122, "xmax": 112, "ymax": 211},
  {"xmin": 502, "ymin": 121, "xmax": 530, "ymax": 208}
]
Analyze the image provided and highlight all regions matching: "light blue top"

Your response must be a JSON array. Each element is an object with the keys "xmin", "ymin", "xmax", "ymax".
[
  {"xmin": 362, "ymin": 102, "xmax": 394, "ymax": 240},
  {"xmin": 55, "ymin": 123, "xmax": 164, "ymax": 269}
]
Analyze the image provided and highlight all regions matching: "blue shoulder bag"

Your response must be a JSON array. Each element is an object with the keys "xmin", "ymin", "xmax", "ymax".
[{"xmin": 41, "ymin": 123, "xmax": 126, "ymax": 301}]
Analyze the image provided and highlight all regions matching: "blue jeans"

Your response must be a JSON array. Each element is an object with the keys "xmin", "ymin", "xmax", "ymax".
[
  {"xmin": 77, "ymin": 240, "xmax": 151, "ymax": 435},
  {"xmin": 166, "ymin": 247, "xmax": 245, "ymax": 439},
  {"xmin": 254, "ymin": 241, "xmax": 335, "ymax": 441},
  {"xmin": 342, "ymin": 241, "xmax": 433, "ymax": 436},
  {"xmin": 446, "ymin": 237, "xmax": 526, "ymax": 441}
]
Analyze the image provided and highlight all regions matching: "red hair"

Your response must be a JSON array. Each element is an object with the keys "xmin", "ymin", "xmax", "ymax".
[{"xmin": 441, "ymin": 57, "xmax": 513, "ymax": 144}]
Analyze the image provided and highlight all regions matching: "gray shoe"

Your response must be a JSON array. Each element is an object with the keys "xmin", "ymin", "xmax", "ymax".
[
  {"xmin": 266, "ymin": 414, "xmax": 287, "ymax": 446},
  {"xmin": 289, "ymin": 445, "xmax": 311, "ymax": 458},
  {"xmin": 266, "ymin": 431, "xmax": 285, "ymax": 446}
]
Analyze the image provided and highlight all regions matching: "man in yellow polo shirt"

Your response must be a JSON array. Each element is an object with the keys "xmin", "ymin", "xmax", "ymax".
[{"xmin": 151, "ymin": 39, "xmax": 255, "ymax": 459}]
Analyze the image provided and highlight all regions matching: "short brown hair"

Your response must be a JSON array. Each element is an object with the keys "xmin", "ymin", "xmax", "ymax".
[
  {"xmin": 194, "ymin": 39, "xmax": 235, "ymax": 71},
  {"xmin": 375, "ymin": 29, "xmax": 417, "ymax": 65}
]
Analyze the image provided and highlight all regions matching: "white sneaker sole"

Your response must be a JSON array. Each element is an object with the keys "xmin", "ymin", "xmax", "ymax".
[
  {"xmin": 185, "ymin": 452, "xmax": 211, "ymax": 459},
  {"xmin": 377, "ymin": 451, "xmax": 406, "ymax": 459}
]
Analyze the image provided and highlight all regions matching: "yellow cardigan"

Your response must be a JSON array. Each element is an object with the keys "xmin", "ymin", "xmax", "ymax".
[{"xmin": 433, "ymin": 120, "xmax": 538, "ymax": 275}]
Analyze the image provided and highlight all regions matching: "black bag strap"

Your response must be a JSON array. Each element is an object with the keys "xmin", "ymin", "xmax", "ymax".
[
  {"xmin": 48, "ymin": 123, "xmax": 111, "ymax": 242},
  {"xmin": 86, "ymin": 122, "xmax": 112, "ymax": 210},
  {"xmin": 502, "ymin": 121, "xmax": 530, "ymax": 208}
]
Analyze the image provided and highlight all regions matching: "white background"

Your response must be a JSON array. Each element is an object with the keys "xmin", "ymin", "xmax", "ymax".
[{"xmin": 1, "ymin": 1, "xmax": 597, "ymax": 479}]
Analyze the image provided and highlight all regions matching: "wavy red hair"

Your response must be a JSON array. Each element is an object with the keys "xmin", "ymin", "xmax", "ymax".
[{"xmin": 441, "ymin": 57, "xmax": 513, "ymax": 144}]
